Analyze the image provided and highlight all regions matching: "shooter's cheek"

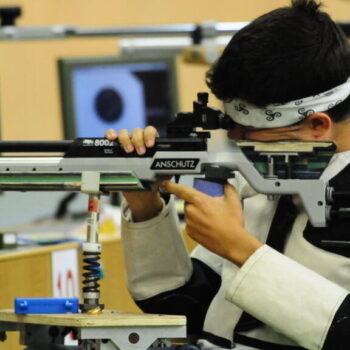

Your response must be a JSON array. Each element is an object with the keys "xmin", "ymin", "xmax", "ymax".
[{"xmin": 227, "ymin": 126, "xmax": 246, "ymax": 141}]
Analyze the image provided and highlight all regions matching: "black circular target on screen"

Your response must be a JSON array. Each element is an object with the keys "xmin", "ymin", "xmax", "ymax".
[{"xmin": 94, "ymin": 88, "xmax": 124, "ymax": 122}]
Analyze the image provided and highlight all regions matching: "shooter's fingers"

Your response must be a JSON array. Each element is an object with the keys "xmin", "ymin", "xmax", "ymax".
[
  {"xmin": 144, "ymin": 126, "xmax": 159, "ymax": 148},
  {"xmin": 131, "ymin": 128, "xmax": 147, "ymax": 155},
  {"xmin": 105, "ymin": 129, "xmax": 118, "ymax": 140},
  {"xmin": 118, "ymin": 129, "xmax": 134, "ymax": 153},
  {"xmin": 223, "ymin": 183, "xmax": 244, "ymax": 225},
  {"xmin": 160, "ymin": 180, "xmax": 205, "ymax": 204}
]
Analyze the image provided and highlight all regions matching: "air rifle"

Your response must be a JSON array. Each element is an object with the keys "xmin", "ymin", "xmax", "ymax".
[{"xmin": 0, "ymin": 92, "xmax": 347, "ymax": 227}]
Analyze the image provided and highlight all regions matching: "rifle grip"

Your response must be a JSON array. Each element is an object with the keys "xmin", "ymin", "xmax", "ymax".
[{"xmin": 193, "ymin": 178, "xmax": 224, "ymax": 197}]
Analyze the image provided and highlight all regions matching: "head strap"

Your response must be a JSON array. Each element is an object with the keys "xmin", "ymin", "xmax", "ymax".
[{"xmin": 224, "ymin": 78, "xmax": 350, "ymax": 128}]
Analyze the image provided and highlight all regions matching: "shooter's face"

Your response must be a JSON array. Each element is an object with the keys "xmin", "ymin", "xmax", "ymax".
[{"xmin": 226, "ymin": 119, "xmax": 317, "ymax": 142}]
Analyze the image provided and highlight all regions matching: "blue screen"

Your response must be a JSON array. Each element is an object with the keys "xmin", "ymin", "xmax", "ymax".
[{"xmin": 70, "ymin": 61, "xmax": 173, "ymax": 137}]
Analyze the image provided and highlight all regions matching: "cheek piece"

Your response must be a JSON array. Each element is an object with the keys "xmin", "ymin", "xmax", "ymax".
[{"xmin": 224, "ymin": 78, "xmax": 350, "ymax": 129}]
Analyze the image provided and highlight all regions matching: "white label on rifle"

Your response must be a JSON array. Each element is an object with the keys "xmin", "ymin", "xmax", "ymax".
[{"xmin": 151, "ymin": 159, "xmax": 199, "ymax": 170}]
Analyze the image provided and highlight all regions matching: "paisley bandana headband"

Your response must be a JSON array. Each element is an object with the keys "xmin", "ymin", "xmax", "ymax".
[{"xmin": 223, "ymin": 78, "xmax": 350, "ymax": 128}]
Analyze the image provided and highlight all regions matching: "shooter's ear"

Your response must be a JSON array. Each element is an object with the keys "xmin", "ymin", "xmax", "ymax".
[{"xmin": 302, "ymin": 113, "xmax": 332, "ymax": 139}]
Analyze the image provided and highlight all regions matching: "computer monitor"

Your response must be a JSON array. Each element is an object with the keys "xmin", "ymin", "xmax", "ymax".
[{"xmin": 58, "ymin": 55, "xmax": 179, "ymax": 139}]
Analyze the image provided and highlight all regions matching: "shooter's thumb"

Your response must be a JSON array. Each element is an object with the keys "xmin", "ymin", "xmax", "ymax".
[{"xmin": 224, "ymin": 183, "xmax": 240, "ymax": 204}]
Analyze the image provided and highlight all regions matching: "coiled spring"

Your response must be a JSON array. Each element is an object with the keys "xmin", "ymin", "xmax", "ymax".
[{"xmin": 82, "ymin": 251, "xmax": 101, "ymax": 293}]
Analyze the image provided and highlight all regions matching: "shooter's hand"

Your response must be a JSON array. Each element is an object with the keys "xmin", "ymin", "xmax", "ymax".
[
  {"xmin": 105, "ymin": 127, "xmax": 164, "ymax": 222},
  {"xmin": 161, "ymin": 180, "xmax": 263, "ymax": 267},
  {"xmin": 105, "ymin": 126, "xmax": 159, "ymax": 155}
]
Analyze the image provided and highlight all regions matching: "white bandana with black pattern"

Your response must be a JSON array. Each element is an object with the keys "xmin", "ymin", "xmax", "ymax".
[{"xmin": 224, "ymin": 78, "xmax": 350, "ymax": 128}]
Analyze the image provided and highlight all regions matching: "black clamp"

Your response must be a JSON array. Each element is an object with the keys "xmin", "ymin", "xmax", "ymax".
[
  {"xmin": 166, "ymin": 92, "xmax": 234, "ymax": 138},
  {"xmin": 0, "ymin": 7, "xmax": 21, "ymax": 26},
  {"xmin": 191, "ymin": 21, "xmax": 217, "ymax": 45},
  {"xmin": 0, "ymin": 331, "xmax": 6, "ymax": 342}
]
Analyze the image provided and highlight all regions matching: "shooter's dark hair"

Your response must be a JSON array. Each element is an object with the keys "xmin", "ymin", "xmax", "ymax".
[{"xmin": 206, "ymin": 0, "xmax": 350, "ymax": 122}]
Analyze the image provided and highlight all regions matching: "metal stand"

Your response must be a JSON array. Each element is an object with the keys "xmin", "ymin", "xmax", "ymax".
[
  {"xmin": 0, "ymin": 170, "xmax": 186, "ymax": 349},
  {"xmin": 80, "ymin": 193, "xmax": 104, "ymax": 314},
  {"xmin": 0, "ymin": 311, "xmax": 186, "ymax": 350}
]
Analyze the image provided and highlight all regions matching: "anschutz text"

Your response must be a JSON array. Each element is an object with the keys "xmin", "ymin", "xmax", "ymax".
[{"xmin": 151, "ymin": 159, "xmax": 199, "ymax": 170}]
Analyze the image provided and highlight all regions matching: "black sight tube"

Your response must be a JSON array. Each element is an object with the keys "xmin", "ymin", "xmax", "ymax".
[{"xmin": 0, "ymin": 141, "xmax": 72, "ymax": 152}]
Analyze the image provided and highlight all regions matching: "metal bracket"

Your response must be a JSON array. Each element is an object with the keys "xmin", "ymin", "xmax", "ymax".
[
  {"xmin": 20, "ymin": 324, "xmax": 66, "ymax": 348},
  {"xmin": 80, "ymin": 325, "xmax": 186, "ymax": 350},
  {"xmin": 81, "ymin": 171, "xmax": 101, "ymax": 194},
  {"xmin": 0, "ymin": 321, "xmax": 19, "ymax": 332}
]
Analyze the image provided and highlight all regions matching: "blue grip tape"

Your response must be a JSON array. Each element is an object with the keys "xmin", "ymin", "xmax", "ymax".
[
  {"xmin": 15, "ymin": 297, "xmax": 79, "ymax": 314},
  {"xmin": 193, "ymin": 178, "xmax": 224, "ymax": 197}
]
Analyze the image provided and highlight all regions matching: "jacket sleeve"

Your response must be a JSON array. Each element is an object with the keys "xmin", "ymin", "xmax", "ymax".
[
  {"xmin": 121, "ymin": 196, "xmax": 222, "ymax": 334},
  {"xmin": 121, "ymin": 196, "xmax": 192, "ymax": 300},
  {"xmin": 225, "ymin": 244, "xmax": 350, "ymax": 350}
]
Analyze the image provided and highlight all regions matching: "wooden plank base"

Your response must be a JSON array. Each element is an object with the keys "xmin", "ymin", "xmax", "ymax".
[{"xmin": 0, "ymin": 309, "xmax": 186, "ymax": 328}]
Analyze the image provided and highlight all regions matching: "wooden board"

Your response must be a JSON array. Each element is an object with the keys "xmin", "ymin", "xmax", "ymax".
[{"xmin": 0, "ymin": 309, "xmax": 186, "ymax": 327}]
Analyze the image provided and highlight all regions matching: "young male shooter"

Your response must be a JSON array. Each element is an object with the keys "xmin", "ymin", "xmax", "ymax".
[{"xmin": 106, "ymin": 1, "xmax": 350, "ymax": 348}]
